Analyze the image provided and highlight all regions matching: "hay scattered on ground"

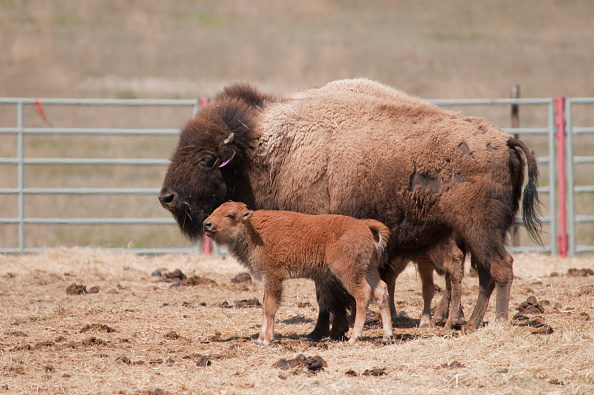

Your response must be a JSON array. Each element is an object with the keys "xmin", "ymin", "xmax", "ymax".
[{"xmin": 0, "ymin": 248, "xmax": 592, "ymax": 393}]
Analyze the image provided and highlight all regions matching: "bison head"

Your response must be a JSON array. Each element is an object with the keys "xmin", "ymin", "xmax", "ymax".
[{"xmin": 159, "ymin": 84, "xmax": 267, "ymax": 240}]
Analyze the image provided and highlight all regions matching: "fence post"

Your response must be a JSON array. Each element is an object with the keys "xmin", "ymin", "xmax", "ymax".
[
  {"xmin": 554, "ymin": 97, "xmax": 568, "ymax": 257},
  {"xmin": 17, "ymin": 101, "xmax": 25, "ymax": 252},
  {"xmin": 510, "ymin": 85, "xmax": 521, "ymax": 247},
  {"xmin": 199, "ymin": 97, "xmax": 213, "ymax": 255}
]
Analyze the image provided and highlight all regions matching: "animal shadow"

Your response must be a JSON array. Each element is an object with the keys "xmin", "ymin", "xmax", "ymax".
[{"xmin": 281, "ymin": 315, "xmax": 314, "ymax": 325}]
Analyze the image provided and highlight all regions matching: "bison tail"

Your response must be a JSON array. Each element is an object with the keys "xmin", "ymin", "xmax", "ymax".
[{"xmin": 509, "ymin": 138, "xmax": 543, "ymax": 245}]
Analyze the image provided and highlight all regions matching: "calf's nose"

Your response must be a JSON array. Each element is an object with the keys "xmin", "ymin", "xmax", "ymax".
[
  {"xmin": 203, "ymin": 221, "xmax": 212, "ymax": 231},
  {"xmin": 158, "ymin": 188, "xmax": 178, "ymax": 208}
]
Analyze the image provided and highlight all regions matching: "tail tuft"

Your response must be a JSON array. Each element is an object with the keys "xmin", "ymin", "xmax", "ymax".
[{"xmin": 509, "ymin": 139, "xmax": 543, "ymax": 245}]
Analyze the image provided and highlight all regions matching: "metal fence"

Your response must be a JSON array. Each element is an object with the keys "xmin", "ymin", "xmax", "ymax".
[
  {"xmin": 0, "ymin": 96, "xmax": 570, "ymax": 255},
  {"xmin": 0, "ymin": 98, "xmax": 200, "ymax": 254},
  {"xmin": 431, "ymin": 98, "xmax": 556, "ymax": 255},
  {"xmin": 566, "ymin": 97, "xmax": 594, "ymax": 255}
]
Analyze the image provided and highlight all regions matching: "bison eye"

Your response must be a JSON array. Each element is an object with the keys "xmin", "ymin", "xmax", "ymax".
[
  {"xmin": 195, "ymin": 152, "xmax": 216, "ymax": 168},
  {"xmin": 225, "ymin": 214, "xmax": 235, "ymax": 220}
]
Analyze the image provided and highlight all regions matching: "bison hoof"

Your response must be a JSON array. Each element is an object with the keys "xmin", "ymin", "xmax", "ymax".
[
  {"xmin": 307, "ymin": 329, "xmax": 329, "ymax": 342},
  {"xmin": 329, "ymin": 328, "xmax": 349, "ymax": 342}
]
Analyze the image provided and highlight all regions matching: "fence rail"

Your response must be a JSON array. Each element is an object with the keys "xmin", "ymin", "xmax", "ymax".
[
  {"xmin": 0, "ymin": 98, "xmax": 199, "ymax": 254},
  {"xmin": 0, "ymin": 96, "xmax": 581, "ymax": 255}
]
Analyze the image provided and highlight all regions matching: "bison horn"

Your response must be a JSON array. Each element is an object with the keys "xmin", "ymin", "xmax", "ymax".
[{"xmin": 223, "ymin": 133, "xmax": 235, "ymax": 145}]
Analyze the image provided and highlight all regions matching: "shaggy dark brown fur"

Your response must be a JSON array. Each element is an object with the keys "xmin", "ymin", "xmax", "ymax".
[
  {"xmin": 160, "ymin": 79, "xmax": 541, "ymax": 337},
  {"xmin": 203, "ymin": 201, "xmax": 393, "ymax": 344}
]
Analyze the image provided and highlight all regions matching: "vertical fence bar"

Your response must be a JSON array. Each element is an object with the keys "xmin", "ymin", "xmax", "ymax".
[
  {"xmin": 565, "ymin": 99, "xmax": 575, "ymax": 256},
  {"xmin": 17, "ymin": 101, "xmax": 25, "ymax": 252},
  {"xmin": 192, "ymin": 98, "xmax": 199, "ymax": 118},
  {"xmin": 554, "ymin": 97, "xmax": 567, "ymax": 257},
  {"xmin": 548, "ymin": 100, "xmax": 558, "ymax": 256}
]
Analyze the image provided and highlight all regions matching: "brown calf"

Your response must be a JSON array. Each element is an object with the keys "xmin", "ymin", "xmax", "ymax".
[
  {"xmin": 203, "ymin": 201, "xmax": 393, "ymax": 345},
  {"xmin": 383, "ymin": 238, "xmax": 466, "ymax": 329}
]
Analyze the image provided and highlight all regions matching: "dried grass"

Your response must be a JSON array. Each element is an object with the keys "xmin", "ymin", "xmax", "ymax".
[{"xmin": 1, "ymin": 249, "xmax": 592, "ymax": 393}]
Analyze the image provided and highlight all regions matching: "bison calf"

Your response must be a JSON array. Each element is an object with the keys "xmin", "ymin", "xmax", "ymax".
[{"xmin": 203, "ymin": 201, "xmax": 393, "ymax": 345}]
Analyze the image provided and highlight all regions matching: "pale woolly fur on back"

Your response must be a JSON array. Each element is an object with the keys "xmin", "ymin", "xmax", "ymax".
[{"xmin": 249, "ymin": 78, "xmax": 513, "ymax": 214}]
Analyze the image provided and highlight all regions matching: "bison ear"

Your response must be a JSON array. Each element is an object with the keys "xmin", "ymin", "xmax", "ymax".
[
  {"xmin": 241, "ymin": 210, "xmax": 253, "ymax": 221},
  {"xmin": 223, "ymin": 133, "xmax": 235, "ymax": 145}
]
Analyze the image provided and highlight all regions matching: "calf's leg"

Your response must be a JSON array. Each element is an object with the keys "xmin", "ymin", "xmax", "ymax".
[
  {"xmin": 367, "ymin": 271, "xmax": 393, "ymax": 340},
  {"xmin": 431, "ymin": 272, "xmax": 451, "ymax": 326},
  {"xmin": 381, "ymin": 257, "xmax": 409, "ymax": 324},
  {"xmin": 465, "ymin": 256, "xmax": 495, "ymax": 331},
  {"xmin": 346, "ymin": 279, "xmax": 372, "ymax": 344},
  {"xmin": 416, "ymin": 257, "xmax": 435, "ymax": 328},
  {"xmin": 443, "ymin": 245, "xmax": 465, "ymax": 329},
  {"xmin": 258, "ymin": 279, "xmax": 283, "ymax": 345}
]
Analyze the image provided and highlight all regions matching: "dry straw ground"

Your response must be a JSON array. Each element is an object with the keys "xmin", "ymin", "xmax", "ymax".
[
  {"xmin": 1, "ymin": 0, "xmax": 594, "ymax": 250},
  {"xmin": 1, "ymin": 249, "xmax": 592, "ymax": 393}
]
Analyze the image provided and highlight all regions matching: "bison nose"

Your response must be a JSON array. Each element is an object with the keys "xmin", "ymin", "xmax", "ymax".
[{"xmin": 158, "ymin": 189, "xmax": 178, "ymax": 209}]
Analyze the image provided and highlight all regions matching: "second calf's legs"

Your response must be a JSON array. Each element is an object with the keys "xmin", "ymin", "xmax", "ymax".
[{"xmin": 369, "ymin": 273, "xmax": 393, "ymax": 340}]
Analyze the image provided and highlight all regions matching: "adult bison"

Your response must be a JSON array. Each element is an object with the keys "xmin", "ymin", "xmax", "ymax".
[{"xmin": 159, "ymin": 79, "xmax": 541, "ymax": 338}]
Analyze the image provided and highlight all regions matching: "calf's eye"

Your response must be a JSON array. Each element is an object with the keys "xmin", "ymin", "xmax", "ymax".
[{"xmin": 225, "ymin": 214, "xmax": 235, "ymax": 220}]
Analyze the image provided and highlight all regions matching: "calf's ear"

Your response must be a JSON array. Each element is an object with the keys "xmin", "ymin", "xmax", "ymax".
[{"xmin": 242, "ymin": 210, "xmax": 253, "ymax": 221}]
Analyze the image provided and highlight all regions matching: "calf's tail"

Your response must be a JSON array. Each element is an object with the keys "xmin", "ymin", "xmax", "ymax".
[{"xmin": 366, "ymin": 220, "xmax": 390, "ymax": 265}]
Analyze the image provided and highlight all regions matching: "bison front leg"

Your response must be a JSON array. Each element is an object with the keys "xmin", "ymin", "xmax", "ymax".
[
  {"xmin": 258, "ymin": 279, "xmax": 283, "ymax": 346},
  {"xmin": 307, "ymin": 277, "xmax": 352, "ymax": 341},
  {"xmin": 307, "ymin": 280, "xmax": 331, "ymax": 341}
]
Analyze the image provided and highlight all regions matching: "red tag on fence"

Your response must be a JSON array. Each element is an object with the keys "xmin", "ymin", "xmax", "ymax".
[{"xmin": 34, "ymin": 98, "xmax": 53, "ymax": 126}]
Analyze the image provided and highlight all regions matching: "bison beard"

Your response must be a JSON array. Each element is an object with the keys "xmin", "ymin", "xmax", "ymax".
[{"xmin": 159, "ymin": 79, "xmax": 541, "ymax": 339}]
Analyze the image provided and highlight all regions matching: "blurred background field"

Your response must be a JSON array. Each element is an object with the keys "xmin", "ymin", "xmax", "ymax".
[{"xmin": 0, "ymin": 0, "xmax": 593, "ymax": 251}]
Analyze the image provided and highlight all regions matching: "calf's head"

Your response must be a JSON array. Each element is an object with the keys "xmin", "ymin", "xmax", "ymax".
[
  {"xmin": 159, "ymin": 85, "xmax": 265, "ymax": 240},
  {"xmin": 203, "ymin": 201, "xmax": 253, "ymax": 245}
]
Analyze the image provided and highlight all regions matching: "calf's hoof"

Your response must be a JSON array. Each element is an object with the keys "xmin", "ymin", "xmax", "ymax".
[
  {"xmin": 419, "ymin": 315, "xmax": 433, "ymax": 328},
  {"xmin": 256, "ymin": 337, "xmax": 272, "ymax": 346},
  {"xmin": 462, "ymin": 322, "xmax": 479, "ymax": 335},
  {"xmin": 347, "ymin": 334, "xmax": 360, "ymax": 344}
]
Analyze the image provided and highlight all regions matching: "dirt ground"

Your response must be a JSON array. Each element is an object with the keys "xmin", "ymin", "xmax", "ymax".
[{"xmin": 0, "ymin": 249, "xmax": 592, "ymax": 394}]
